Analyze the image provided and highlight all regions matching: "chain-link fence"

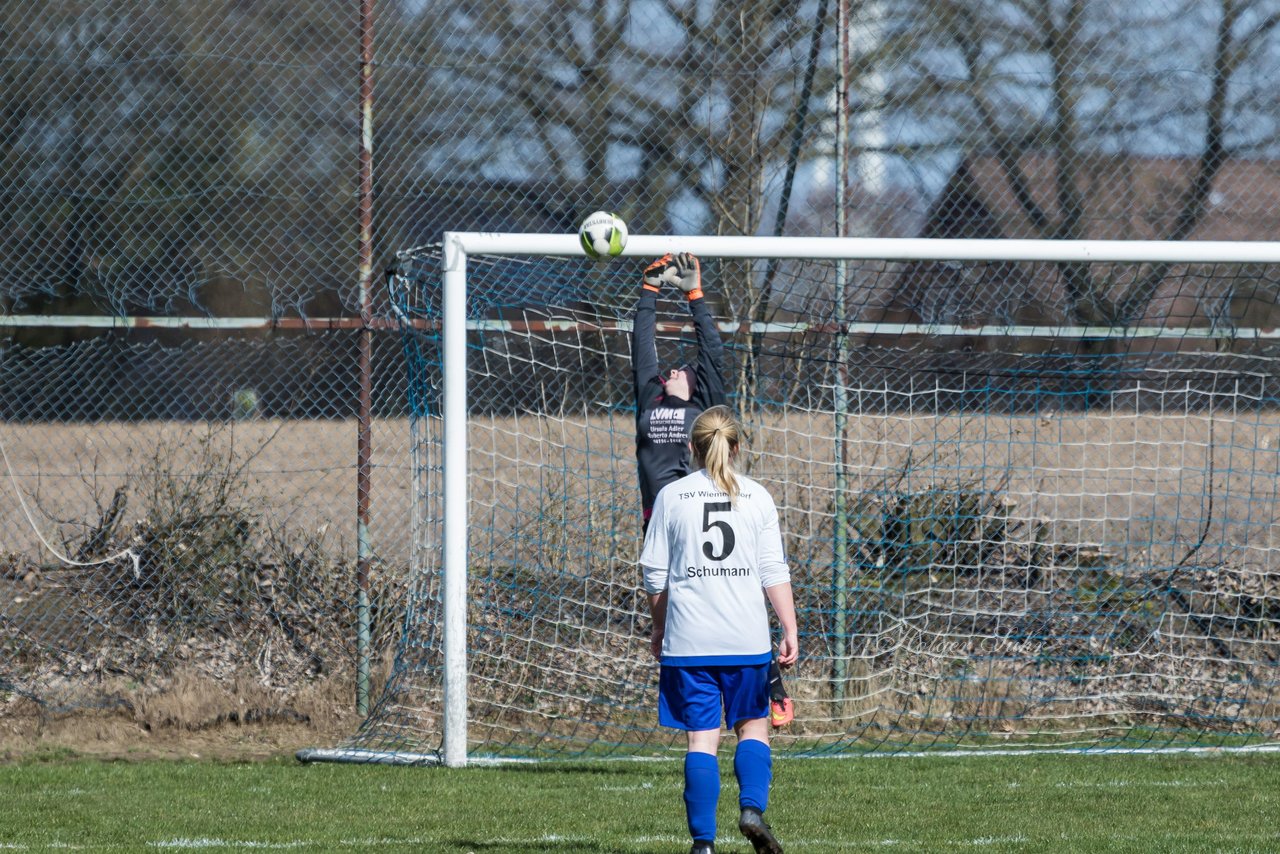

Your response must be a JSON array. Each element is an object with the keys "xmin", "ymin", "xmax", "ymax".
[
  {"xmin": 4, "ymin": 0, "xmax": 1280, "ymax": 743},
  {"xmin": 0, "ymin": 331, "xmax": 415, "ymax": 719}
]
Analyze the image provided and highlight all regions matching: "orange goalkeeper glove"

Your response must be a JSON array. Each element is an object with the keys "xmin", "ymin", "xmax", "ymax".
[
  {"xmin": 768, "ymin": 656, "xmax": 794, "ymax": 728},
  {"xmin": 671, "ymin": 252, "xmax": 703, "ymax": 301},
  {"xmin": 641, "ymin": 254, "xmax": 674, "ymax": 294}
]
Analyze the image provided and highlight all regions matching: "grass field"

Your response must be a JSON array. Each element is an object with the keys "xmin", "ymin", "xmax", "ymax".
[{"xmin": 3, "ymin": 752, "xmax": 1279, "ymax": 852}]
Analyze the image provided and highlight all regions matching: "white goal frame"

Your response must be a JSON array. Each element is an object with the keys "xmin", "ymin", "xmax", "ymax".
[{"xmin": 438, "ymin": 233, "xmax": 1280, "ymax": 768}]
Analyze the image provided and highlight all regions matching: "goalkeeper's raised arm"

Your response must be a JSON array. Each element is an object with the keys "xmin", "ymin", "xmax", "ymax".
[
  {"xmin": 676, "ymin": 253, "xmax": 728, "ymax": 413},
  {"xmin": 630, "ymin": 252, "xmax": 727, "ymax": 530}
]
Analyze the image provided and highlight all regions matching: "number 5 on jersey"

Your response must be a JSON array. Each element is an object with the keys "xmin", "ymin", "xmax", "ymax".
[{"xmin": 701, "ymin": 502, "xmax": 736, "ymax": 560}]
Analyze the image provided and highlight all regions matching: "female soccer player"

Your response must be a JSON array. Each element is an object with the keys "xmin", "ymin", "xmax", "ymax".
[
  {"xmin": 631, "ymin": 252, "xmax": 727, "ymax": 534},
  {"xmin": 632, "ymin": 253, "xmax": 795, "ymax": 730},
  {"xmin": 639, "ymin": 405, "xmax": 798, "ymax": 854}
]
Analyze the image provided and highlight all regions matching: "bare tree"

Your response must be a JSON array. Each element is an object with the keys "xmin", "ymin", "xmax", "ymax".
[
  {"xmin": 883, "ymin": 0, "xmax": 1280, "ymax": 324},
  {"xmin": 1, "ymin": 0, "xmax": 369, "ymax": 324},
  {"xmin": 402, "ymin": 0, "xmax": 835, "ymax": 294}
]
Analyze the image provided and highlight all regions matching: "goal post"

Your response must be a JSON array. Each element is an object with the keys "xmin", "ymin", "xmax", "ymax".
[{"xmin": 305, "ymin": 234, "xmax": 1280, "ymax": 768}]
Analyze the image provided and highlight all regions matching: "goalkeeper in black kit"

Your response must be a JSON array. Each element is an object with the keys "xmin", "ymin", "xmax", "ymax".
[
  {"xmin": 630, "ymin": 253, "xmax": 795, "ymax": 733},
  {"xmin": 632, "ymin": 251, "xmax": 727, "ymax": 530}
]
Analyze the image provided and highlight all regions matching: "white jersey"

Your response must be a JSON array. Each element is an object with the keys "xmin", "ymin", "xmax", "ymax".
[{"xmin": 639, "ymin": 469, "xmax": 790, "ymax": 666}]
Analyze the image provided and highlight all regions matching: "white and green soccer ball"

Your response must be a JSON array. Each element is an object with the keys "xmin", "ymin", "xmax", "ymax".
[{"xmin": 578, "ymin": 211, "xmax": 628, "ymax": 261}]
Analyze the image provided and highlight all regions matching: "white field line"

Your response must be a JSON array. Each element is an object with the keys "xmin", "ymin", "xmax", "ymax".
[
  {"xmin": 792, "ymin": 775, "xmax": 1237, "ymax": 795},
  {"xmin": 594, "ymin": 781, "xmax": 657, "ymax": 792},
  {"xmin": 809, "ymin": 742, "xmax": 1280, "ymax": 760},
  {"xmin": 1051, "ymin": 777, "xmax": 1230, "ymax": 788},
  {"xmin": 312, "ymin": 740, "xmax": 1280, "ymax": 768}
]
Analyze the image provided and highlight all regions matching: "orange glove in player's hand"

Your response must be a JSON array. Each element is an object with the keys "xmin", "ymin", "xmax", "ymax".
[
  {"xmin": 770, "ymin": 697, "xmax": 795, "ymax": 728},
  {"xmin": 768, "ymin": 656, "xmax": 794, "ymax": 728},
  {"xmin": 641, "ymin": 254, "xmax": 675, "ymax": 294}
]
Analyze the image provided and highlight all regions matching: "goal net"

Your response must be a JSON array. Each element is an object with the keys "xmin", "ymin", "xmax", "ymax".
[{"xmin": 312, "ymin": 235, "xmax": 1280, "ymax": 766}]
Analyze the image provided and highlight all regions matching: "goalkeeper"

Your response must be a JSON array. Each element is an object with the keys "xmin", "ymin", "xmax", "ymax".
[
  {"xmin": 640, "ymin": 405, "xmax": 798, "ymax": 854},
  {"xmin": 631, "ymin": 251, "xmax": 727, "ymax": 533}
]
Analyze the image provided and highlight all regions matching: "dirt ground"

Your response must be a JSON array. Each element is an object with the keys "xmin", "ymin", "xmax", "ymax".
[{"xmin": 0, "ymin": 671, "xmax": 362, "ymax": 762}]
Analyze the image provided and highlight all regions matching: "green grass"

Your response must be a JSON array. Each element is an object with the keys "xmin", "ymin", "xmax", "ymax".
[{"xmin": 1, "ymin": 752, "xmax": 1278, "ymax": 852}]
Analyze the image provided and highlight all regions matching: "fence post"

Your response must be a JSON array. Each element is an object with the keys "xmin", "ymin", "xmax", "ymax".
[
  {"xmin": 355, "ymin": 0, "xmax": 376, "ymax": 717},
  {"xmin": 831, "ymin": 0, "xmax": 852, "ymax": 701}
]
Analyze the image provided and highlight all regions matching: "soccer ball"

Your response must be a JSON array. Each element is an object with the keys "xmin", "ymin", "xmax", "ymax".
[{"xmin": 578, "ymin": 211, "xmax": 628, "ymax": 261}]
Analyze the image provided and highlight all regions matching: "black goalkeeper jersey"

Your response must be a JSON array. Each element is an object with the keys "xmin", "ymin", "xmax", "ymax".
[{"xmin": 631, "ymin": 290, "xmax": 727, "ymax": 513}]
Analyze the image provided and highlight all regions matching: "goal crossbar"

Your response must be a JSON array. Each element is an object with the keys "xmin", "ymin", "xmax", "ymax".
[{"xmin": 443, "ymin": 233, "xmax": 1280, "ymax": 264}]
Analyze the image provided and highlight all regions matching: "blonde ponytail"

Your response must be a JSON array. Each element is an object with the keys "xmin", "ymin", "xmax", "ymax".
[{"xmin": 690, "ymin": 405, "xmax": 742, "ymax": 502}]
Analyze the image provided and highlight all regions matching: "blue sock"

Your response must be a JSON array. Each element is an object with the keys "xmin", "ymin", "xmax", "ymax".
[
  {"xmin": 683, "ymin": 751, "xmax": 720, "ymax": 842},
  {"xmin": 734, "ymin": 738, "xmax": 772, "ymax": 813}
]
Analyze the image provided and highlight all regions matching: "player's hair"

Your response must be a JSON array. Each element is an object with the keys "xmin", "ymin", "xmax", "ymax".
[{"xmin": 691, "ymin": 405, "xmax": 741, "ymax": 502}]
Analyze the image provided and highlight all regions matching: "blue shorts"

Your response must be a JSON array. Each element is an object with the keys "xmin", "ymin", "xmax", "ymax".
[{"xmin": 658, "ymin": 663, "xmax": 770, "ymax": 731}]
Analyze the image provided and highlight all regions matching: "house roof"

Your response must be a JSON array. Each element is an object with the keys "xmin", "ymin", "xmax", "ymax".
[
  {"xmin": 875, "ymin": 154, "xmax": 1280, "ymax": 330},
  {"xmin": 946, "ymin": 153, "xmax": 1280, "ymax": 242}
]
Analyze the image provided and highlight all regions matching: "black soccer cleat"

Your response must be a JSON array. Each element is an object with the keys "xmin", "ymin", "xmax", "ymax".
[
  {"xmin": 689, "ymin": 841, "xmax": 716, "ymax": 854},
  {"xmin": 739, "ymin": 807, "xmax": 783, "ymax": 854}
]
